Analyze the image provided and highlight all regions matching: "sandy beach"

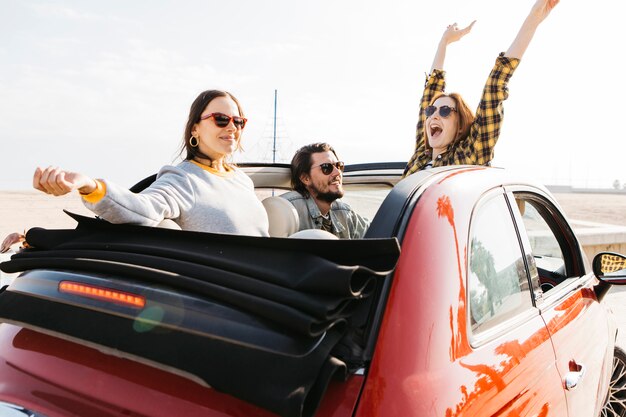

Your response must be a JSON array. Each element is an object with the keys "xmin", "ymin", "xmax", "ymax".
[
  {"xmin": 1, "ymin": 190, "xmax": 625, "ymax": 242},
  {"xmin": 551, "ymin": 193, "xmax": 626, "ymax": 226},
  {"xmin": 0, "ymin": 191, "xmax": 92, "ymax": 241}
]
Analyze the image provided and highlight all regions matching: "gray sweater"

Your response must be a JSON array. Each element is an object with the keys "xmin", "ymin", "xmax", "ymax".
[{"xmin": 84, "ymin": 161, "xmax": 269, "ymax": 236}]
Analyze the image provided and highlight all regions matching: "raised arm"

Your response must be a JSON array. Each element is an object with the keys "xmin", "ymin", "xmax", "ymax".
[
  {"xmin": 403, "ymin": 20, "xmax": 477, "ymax": 177},
  {"xmin": 431, "ymin": 21, "xmax": 476, "ymax": 72},
  {"xmin": 465, "ymin": 0, "xmax": 559, "ymax": 167},
  {"xmin": 33, "ymin": 166, "xmax": 98, "ymax": 196},
  {"xmin": 505, "ymin": 0, "xmax": 559, "ymax": 59}
]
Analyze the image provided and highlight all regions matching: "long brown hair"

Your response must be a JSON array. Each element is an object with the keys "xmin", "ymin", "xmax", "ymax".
[
  {"xmin": 179, "ymin": 90, "xmax": 245, "ymax": 166},
  {"xmin": 424, "ymin": 92, "xmax": 475, "ymax": 151}
]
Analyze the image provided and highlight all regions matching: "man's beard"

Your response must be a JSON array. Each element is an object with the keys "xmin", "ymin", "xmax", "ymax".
[{"xmin": 313, "ymin": 184, "xmax": 344, "ymax": 203}]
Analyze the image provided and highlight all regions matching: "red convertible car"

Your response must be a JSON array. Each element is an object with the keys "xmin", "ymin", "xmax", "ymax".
[{"xmin": 0, "ymin": 164, "xmax": 625, "ymax": 417}]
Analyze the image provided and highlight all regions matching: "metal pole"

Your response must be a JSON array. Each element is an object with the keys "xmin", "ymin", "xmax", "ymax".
[{"xmin": 272, "ymin": 89, "xmax": 277, "ymax": 164}]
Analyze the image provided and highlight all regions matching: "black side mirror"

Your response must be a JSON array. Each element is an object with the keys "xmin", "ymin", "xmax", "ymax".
[{"xmin": 592, "ymin": 252, "xmax": 626, "ymax": 284}]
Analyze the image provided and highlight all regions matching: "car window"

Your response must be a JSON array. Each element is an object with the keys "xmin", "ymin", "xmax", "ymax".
[
  {"xmin": 511, "ymin": 193, "xmax": 582, "ymax": 293},
  {"xmin": 515, "ymin": 198, "xmax": 565, "ymax": 292},
  {"xmin": 468, "ymin": 193, "xmax": 533, "ymax": 335},
  {"xmin": 255, "ymin": 185, "xmax": 393, "ymax": 222}
]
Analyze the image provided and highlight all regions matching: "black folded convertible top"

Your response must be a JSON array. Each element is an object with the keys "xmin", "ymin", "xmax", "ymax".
[{"xmin": 0, "ymin": 212, "xmax": 400, "ymax": 417}]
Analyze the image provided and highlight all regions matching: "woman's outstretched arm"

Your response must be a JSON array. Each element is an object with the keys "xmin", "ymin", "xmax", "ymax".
[
  {"xmin": 33, "ymin": 166, "xmax": 97, "ymax": 196},
  {"xmin": 506, "ymin": 0, "xmax": 559, "ymax": 59},
  {"xmin": 467, "ymin": 0, "xmax": 559, "ymax": 166},
  {"xmin": 403, "ymin": 21, "xmax": 476, "ymax": 176},
  {"xmin": 430, "ymin": 21, "xmax": 476, "ymax": 72}
]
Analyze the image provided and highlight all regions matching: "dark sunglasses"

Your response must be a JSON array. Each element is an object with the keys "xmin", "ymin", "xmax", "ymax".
[
  {"xmin": 200, "ymin": 112, "xmax": 247, "ymax": 129},
  {"xmin": 312, "ymin": 161, "xmax": 345, "ymax": 175},
  {"xmin": 425, "ymin": 105, "xmax": 457, "ymax": 118}
]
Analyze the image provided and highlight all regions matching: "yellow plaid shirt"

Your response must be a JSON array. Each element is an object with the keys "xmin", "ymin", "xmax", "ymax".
[
  {"xmin": 403, "ymin": 54, "xmax": 520, "ymax": 177},
  {"xmin": 600, "ymin": 254, "xmax": 626, "ymax": 274}
]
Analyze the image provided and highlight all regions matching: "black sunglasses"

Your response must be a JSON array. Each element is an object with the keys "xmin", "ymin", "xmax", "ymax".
[
  {"xmin": 425, "ymin": 105, "xmax": 457, "ymax": 118},
  {"xmin": 312, "ymin": 161, "xmax": 345, "ymax": 175},
  {"xmin": 200, "ymin": 112, "xmax": 247, "ymax": 129}
]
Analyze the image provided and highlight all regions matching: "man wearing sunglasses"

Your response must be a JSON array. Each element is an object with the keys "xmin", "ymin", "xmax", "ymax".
[{"xmin": 281, "ymin": 143, "xmax": 369, "ymax": 239}]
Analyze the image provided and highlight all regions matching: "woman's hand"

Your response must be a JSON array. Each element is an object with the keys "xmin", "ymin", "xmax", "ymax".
[
  {"xmin": 529, "ymin": 0, "xmax": 560, "ymax": 23},
  {"xmin": 430, "ymin": 20, "xmax": 476, "ymax": 72},
  {"xmin": 506, "ymin": 0, "xmax": 560, "ymax": 59},
  {"xmin": 33, "ymin": 166, "xmax": 97, "ymax": 196},
  {"xmin": 1, "ymin": 232, "xmax": 25, "ymax": 253},
  {"xmin": 441, "ymin": 21, "xmax": 476, "ymax": 46}
]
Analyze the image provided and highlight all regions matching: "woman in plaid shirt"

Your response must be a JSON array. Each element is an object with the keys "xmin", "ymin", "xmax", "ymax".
[{"xmin": 404, "ymin": 0, "xmax": 560, "ymax": 176}]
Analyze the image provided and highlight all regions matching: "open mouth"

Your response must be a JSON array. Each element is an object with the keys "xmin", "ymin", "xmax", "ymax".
[{"xmin": 430, "ymin": 125, "xmax": 443, "ymax": 138}]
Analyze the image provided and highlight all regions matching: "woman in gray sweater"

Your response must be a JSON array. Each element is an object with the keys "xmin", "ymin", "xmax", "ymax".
[{"xmin": 31, "ymin": 90, "xmax": 269, "ymax": 237}]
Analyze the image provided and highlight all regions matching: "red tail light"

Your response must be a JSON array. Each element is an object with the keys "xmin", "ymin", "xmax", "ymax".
[{"xmin": 59, "ymin": 281, "xmax": 145, "ymax": 308}]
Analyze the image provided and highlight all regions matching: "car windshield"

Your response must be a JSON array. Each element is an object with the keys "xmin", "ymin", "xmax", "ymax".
[
  {"xmin": 341, "ymin": 184, "xmax": 394, "ymax": 220},
  {"xmin": 255, "ymin": 183, "xmax": 394, "ymax": 222}
]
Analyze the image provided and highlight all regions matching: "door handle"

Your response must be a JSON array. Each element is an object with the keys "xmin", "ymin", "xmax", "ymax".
[{"xmin": 564, "ymin": 362, "xmax": 586, "ymax": 390}]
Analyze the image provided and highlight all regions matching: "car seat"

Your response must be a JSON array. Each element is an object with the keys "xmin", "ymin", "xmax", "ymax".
[
  {"xmin": 289, "ymin": 229, "xmax": 338, "ymax": 239},
  {"xmin": 262, "ymin": 196, "xmax": 300, "ymax": 237}
]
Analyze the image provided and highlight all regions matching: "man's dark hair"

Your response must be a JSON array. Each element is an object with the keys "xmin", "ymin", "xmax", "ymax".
[{"xmin": 290, "ymin": 142, "xmax": 338, "ymax": 198}]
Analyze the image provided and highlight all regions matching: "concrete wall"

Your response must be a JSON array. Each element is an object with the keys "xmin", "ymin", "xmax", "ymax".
[
  {"xmin": 575, "ymin": 226, "xmax": 626, "ymax": 265},
  {"xmin": 582, "ymin": 242, "xmax": 626, "ymax": 265},
  {"xmin": 546, "ymin": 185, "xmax": 626, "ymax": 195},
  {"xmin": 526, "ymin": 224, "xmax": 626, "ymax": 268}
]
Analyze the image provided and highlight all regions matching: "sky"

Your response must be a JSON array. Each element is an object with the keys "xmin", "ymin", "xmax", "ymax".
[{"xmin": 1, "ymin": 0, "xmax": 624, "ymax": 191}]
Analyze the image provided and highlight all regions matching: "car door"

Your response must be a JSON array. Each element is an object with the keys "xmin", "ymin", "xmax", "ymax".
[
  {"xmin": 507, "ymin": 188, "xmax": 613, "ymax": 417},
  {"xmin": 461, "ymin": 188, "xmax": 569, "ymax": 416}
]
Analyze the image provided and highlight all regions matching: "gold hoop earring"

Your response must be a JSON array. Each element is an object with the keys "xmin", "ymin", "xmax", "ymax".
[{"xmin": 189, "ymin": 135, "xmax": 199, "ymax": 147}]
